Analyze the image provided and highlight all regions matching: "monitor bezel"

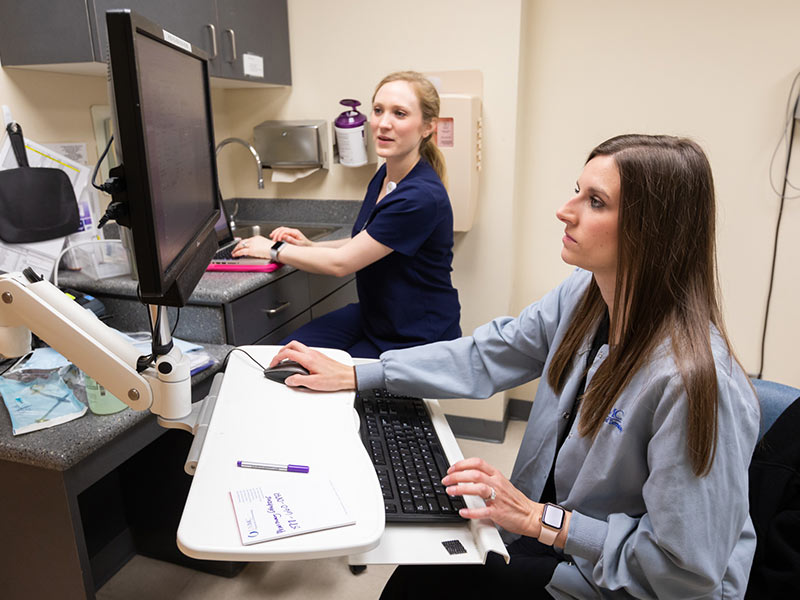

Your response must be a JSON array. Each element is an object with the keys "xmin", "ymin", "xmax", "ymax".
[{"xmin": 106, "ymin": 9, "xmax": 220, "ymax": 307}]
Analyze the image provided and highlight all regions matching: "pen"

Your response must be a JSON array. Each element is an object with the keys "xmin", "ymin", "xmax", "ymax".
[{"xmin": 237, "ymin": 460, "xmax": 309, "ymax": 473}]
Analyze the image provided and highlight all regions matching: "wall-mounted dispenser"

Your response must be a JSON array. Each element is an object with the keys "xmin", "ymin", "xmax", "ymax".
[
  {"xmin": 253, "ymin": 120, "xmax": 330, "ymax": 171},
  {"xmin": 426, "ymin": 70, "xmax": 483, "ymax": 232},
  {"xmin": 334, "ymin": 99, "xmax": 368, "ymax": 167}
]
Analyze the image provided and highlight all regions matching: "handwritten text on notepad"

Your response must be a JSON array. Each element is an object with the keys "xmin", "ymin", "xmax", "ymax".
[{"xmin": 235, "ymin": 488, "xmax": 301, "ymax": 537}]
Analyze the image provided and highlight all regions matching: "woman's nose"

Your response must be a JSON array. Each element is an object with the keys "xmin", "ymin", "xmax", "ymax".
[{"xmin": 556, "ymin": 197, "xmax": 577, "ymax": 224}]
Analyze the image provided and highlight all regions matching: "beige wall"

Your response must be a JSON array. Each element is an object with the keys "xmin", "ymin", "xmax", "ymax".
[
  {"xmin": 2, "ymin": 0, "xmax": 798, "ymax": 423},
  {"xmin": 512, "ymin": 0, "xmax": 800, "ymax": 400},
  {"xmin": 0, "ymin": 68, "xmax": 108, "ymax": 157}
]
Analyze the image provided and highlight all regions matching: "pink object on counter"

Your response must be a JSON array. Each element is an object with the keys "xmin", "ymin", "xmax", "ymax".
[{"xmin": 206, "ymin": 262, "xmax": 282, "ymax": 273}]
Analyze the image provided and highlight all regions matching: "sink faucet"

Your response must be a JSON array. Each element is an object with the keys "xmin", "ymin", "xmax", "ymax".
[{"xmin": 215, "ymin": 137, "xmax": 264, "ymax": 229}]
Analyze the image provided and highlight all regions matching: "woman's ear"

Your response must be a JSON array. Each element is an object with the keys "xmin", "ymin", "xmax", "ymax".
[{"xmin": 423, "ymin": 117, "xmax": 437, "ymax": 140}]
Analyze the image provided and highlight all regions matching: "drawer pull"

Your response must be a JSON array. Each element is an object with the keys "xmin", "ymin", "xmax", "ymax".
[{"xmin": 262, "ymin": 302, "xmax": 290, "ymax": 316}]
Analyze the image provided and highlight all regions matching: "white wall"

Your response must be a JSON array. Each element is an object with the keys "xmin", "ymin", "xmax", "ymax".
[{"xmin": 511, "ymin": 0, "xmax": 800, "ymax": 401}]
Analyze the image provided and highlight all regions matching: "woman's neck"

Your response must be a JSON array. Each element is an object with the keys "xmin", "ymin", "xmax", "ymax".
[
  {"xmin": 595, "ymin": 271, "xmax": 619, "ymax": 343},
  {"xmin": 384, "ymin": 153, "xmax": 420, "ymax": 186}
]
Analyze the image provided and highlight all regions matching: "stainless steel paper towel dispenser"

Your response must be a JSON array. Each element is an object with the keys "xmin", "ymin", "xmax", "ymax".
[{"xmin": 253, "ymin": 120, "xmax": 329, "ymax": 170}]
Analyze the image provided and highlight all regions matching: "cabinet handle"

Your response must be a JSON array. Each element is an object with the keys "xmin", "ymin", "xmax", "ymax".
[
  {"xmin": 262, "ymin": 302, "xmax": 290, "ymax": 316},
  {"xmin": 206, "ymin": 24, "xmax": 218, "ymax": 59},
  {"xmin": 225, "ymin": 29, "xmax": 237, "ymax": 63}
]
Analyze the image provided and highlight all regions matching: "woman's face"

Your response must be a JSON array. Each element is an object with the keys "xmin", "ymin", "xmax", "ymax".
[
  {"xmin": 556, "ymin": 155, "xmax": 621, "ymax": 279},
  {"xmin": 370, "ymin": 80, "xmax": 434, "ymax": 163}
]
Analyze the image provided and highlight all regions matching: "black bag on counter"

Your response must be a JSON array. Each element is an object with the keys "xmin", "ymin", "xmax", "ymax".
[{"xmin": 0, "ymin": 122, "xmax": 80, "ymax": 243}]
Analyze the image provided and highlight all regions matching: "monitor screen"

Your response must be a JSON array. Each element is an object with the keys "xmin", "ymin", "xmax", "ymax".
[{"xmin": 106, "ymin": 9, "xmax": 220, "ymax": 307}]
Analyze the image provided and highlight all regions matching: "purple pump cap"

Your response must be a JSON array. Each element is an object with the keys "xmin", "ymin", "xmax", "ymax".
[
  {"xmin": 288, "ymin": 464, "xmax": 310, "ymax": 473},
  {"xmin": 335, "ymin": 98, "xmax": 366, "ymax": 128}
]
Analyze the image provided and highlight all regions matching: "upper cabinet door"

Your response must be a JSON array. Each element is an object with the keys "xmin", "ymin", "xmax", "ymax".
[
  {"xmin": 90, "ymin": 0, "xmax": 219, "ymax": 62},
  {"xmin": 215, "ymin": 0, "xmax": 291, "ymax": 85},
  {"xmin": 0, "ymin": 0, "xmax": 96, "ymax": 65}
]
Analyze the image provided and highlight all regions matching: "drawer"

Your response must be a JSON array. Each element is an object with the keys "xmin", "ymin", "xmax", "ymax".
[
  {"xmin": 255, "ymin": 310, "xmax": 311, "ymax": 345},
  {"xmin": 310, "ymin": 279, "xmax": 358, "ymax": 320},
  {"xmin": 308, "ymin": 273, "xmax": 355, "ymax": 304},
  {"xmin": 226, "ymin": 271, "xmax": 310, "ymax": 345}
]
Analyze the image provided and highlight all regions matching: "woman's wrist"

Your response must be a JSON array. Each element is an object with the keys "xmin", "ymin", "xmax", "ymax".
[{"xmin": 344, "ymin": 365, "xmax": 357, "ymax": 390}]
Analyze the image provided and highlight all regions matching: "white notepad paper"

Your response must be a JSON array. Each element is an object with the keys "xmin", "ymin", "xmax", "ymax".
[{"xmin": 230, "ymin": 479, "xmax": 355, "ymax": 545}]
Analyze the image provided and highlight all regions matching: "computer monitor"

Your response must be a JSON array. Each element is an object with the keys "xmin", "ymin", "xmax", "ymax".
[{"xmin": 105, "ymin": 9, "xmax": 220, "ymax": 307}]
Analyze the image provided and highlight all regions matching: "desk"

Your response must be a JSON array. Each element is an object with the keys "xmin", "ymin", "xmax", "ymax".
[
  {"xmin": 178, "ymin": 350, "xmax": 506, "ymax": 566},
  {"xmin": 178, "ymin": 347, "xmax": 385, "ymax": 560},
  {"xmin": 0, "ymin": 343, "xmax": 231, "ymax": 600}
]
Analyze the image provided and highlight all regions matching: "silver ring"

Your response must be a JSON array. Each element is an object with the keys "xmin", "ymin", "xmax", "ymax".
[
  {"xmin": 485, "ymin": 486, "xmax": 496, "ymax": 502},
  {"xmin": 241, "ymin": 240, "xmax": 248, "ymax": 247}
]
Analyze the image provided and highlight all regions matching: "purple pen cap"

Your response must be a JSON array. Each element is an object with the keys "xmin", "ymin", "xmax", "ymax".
[
  {"xmin": 335, "ymin": 99, "xmax": 366, "ymax": 128},
  {"xmin": 288, "ymin": 464, "xmax": 310, "ymax": 473}
]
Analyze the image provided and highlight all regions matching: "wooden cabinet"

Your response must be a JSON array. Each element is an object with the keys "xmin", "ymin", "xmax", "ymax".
[{"xmin": 0, "ymin": 0, "xmax": 291, "ymax": 85}]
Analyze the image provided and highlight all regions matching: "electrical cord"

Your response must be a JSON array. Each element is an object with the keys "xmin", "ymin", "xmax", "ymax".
[
  {"xmin": 91, "ymin": 134, "xmax": 115, "ymax": 193},
  {"xmin": 756, "ymin": 81, "xmax": 799, "ymax": 379},
  {"xmin": 768, "ymin": 70, "xmax": 800, "ymax": 198},
  {"xmin": 221, "ymin": 347, "xmax": 269, "ymax": 372},
  {"xmin": 50, "ymin": 239, "xmax": 125, "ymax": 287}
]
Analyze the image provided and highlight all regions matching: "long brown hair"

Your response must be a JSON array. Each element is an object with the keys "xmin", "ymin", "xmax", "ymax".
[
  {"xmin": 372, "ymin": 71, "xmax": 448, "ymax": 188},
  {"xmin": 548, "ymin": 134, "xmax": 735, "ymax": 477}
]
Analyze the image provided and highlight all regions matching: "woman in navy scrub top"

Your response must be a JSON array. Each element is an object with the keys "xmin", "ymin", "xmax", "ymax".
[{"xmin": 232, "ymin": 71, "xmax": 461, "ymax": 358}]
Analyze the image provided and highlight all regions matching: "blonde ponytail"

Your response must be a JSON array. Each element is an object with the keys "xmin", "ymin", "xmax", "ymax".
[{"xmin": 420, "ymin": 136, "xmax": 448, "ymax": 189}]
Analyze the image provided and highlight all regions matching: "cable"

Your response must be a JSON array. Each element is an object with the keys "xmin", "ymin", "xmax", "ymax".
[
  {"xmin": 170, "ymin": 307, "xmax": 181, "ymax": 336},
  {"xmin": 768, "ymin": 70, "xmax": 800, "ymax": 198},
  {"xmin": 756, "ymin": 91, "xmax": 798, "ymax": 379},
  {"xmin": 221, "ymin": 347, "xmax": 269, "ymax": 372},
  {"xmin": 50, "ymin": 239, "xmax": 125, "ymax": 287},
  {"xmin": 91, "ymin": 134, "xmax": 115, "ymax": 192}
]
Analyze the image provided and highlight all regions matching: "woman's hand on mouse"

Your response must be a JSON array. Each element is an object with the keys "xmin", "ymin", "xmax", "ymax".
[
  {"xmin": 270, "ymin": 341, "xmax": 356, "ymax": 390},
  {"xmin": 270, "ymin": 227, "xmax": 313, "ymax": 247},
  {"xmin": 441, "ymin": 457, "xmax": 548, "ymax": 538},
  {"xmin": 232, "ymin": 235, "xmax": 273, "ymax": 258}
]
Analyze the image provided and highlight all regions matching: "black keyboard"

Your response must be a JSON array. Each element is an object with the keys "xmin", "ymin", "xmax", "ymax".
[{"xmin": 355, "ymin": 389, "xmax": 467, "ymax": 523}]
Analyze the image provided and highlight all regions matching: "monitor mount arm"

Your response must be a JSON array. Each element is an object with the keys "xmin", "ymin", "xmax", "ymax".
[{"xmin": 0, "ymin": 269, "xmax": 202, "ymax": 433}]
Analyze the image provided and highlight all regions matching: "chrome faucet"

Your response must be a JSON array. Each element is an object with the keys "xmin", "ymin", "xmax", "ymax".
[{"xmin": 215, "ymin": 137, "xmax": 264, "ymax": 229}]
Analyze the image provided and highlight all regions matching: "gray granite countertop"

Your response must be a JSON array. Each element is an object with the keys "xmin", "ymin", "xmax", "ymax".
[
  {"xmin": 0, "ymin": 343, "xmax": 232, "ymax": 471},
  {"xmin": 58, "ymin": 198, "xmax": 360, "ymax": 305}
]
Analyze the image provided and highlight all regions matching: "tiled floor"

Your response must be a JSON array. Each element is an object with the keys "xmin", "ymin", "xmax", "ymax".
[{"xmin": 97, "ymin": 419, "xmax": 527, "ymax": 600}]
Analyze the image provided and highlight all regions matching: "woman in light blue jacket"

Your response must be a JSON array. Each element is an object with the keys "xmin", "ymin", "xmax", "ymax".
[{"xmin": 271, "ymin": 134, "xmax": 760, "ymax": 599}]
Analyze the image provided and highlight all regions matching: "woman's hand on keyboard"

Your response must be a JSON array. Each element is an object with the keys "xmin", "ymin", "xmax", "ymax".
[
  {"xmin": 270, "ymin": 341, "xmax": 357, "ymax": 391},
  {"xmin": 441, "ymin": 457, "xmax": 542, "ymax": 538},
  {"xmin": 270, "ymin": 226, "xmax": 313, "ymax": 246},
  {"xmin": 231, "ymin": 235, "xmax": 272, "ymax": 258}
]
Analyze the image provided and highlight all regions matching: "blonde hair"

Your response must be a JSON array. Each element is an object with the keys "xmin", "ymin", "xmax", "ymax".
[{"xmin": 372, "ymin": 71, "xmax": 448, "ymax": 188}]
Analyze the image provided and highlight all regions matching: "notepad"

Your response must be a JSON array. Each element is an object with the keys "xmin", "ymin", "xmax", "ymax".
[{"xmin": 230, "ymin": 478, "xmax": 355, "ymax": 545}]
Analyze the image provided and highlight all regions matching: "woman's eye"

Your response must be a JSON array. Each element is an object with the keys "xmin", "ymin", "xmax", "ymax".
[
  {"xmin": 395, "ymin": 111, "xmax": 406, "ymax": 118},
  {"xmin": 590, "ymin": 196, "xmax": 605, "ymax": 209},
  {"xmin": 373, "ymin": 107, "xmax": 382, "ymax": 115},
  {"xmin": 574, "ymin": 186, "xmax": 580, "ymax": 194}
]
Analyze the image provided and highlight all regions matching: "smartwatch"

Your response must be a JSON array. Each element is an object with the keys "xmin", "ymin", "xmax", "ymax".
[
  {"xmin": 539, "ymin": 502, "xmax": 565, "ymax": 546},
  {"xmin": 270, "ymin": 241, "xmax": 285, "ymax": 262}
]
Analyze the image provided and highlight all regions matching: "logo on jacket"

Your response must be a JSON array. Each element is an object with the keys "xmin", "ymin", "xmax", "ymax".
[{"xmin": 604, "ymin": 407, "xmax": 624, "ymax": 432}]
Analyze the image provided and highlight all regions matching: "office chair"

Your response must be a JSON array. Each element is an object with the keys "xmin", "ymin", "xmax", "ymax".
[{"xmin": 745, "ymin": 378, "xmax": 800, "ymax": 599}]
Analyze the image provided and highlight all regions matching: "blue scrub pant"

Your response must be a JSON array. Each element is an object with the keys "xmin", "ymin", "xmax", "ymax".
[{"xmin": 278, "ymin": 303, "xmax": 383, "ymax": 359}]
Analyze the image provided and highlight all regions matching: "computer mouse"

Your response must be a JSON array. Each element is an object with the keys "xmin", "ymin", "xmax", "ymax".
[{"xmin": 263, "ymin": 359, "xmax": 310, "ymax": 384}]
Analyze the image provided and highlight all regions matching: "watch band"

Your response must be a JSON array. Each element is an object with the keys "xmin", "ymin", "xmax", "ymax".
[
  {"xmin": 270, "ymin": 241, "xmax": 285, "ymax": 262},
  {"xmin": 539, "ymin": 502, "xmax": 565, "ymax": 546}
]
